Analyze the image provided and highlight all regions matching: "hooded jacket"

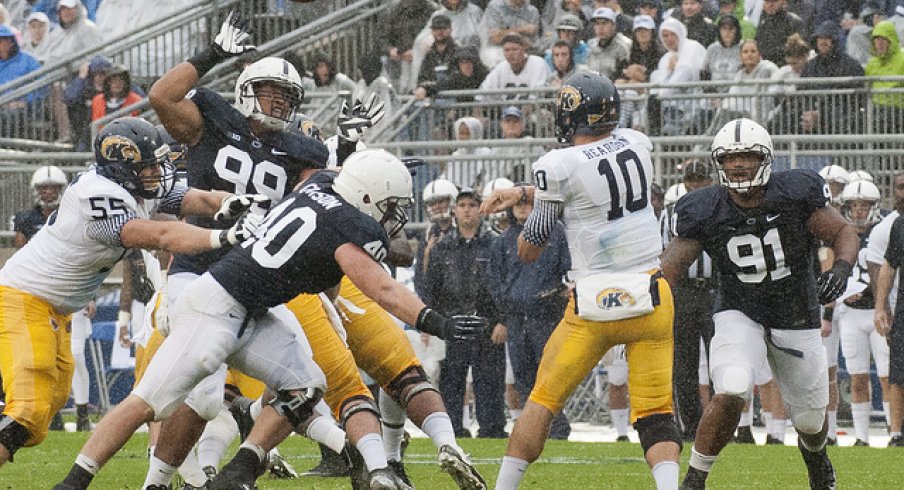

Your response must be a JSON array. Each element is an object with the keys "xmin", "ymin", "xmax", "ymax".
[
  {"xmin": 650, "ymin": 17, "xmax": 706, "ymax": 92},
  {"xmin": 800, "ymin": 21, "xmax": 866, "ymax": 133},
  {"xmin": 703, "ymin": 14, "xmax": 743, "ymax": 85},
  {"xmin": 91, "ymin": 65, "xmax": 143, "ymax": 121},
  {"xmin": 755, "ymin": 5, "xmax": 803, "ymax": 66},
  {"xmin": 865, "ymin": 20, "xmax": 904, "ymax": 109},
  {"xmin": 436, "ymin": 46, "xmax": 488, "ymax": 99},
  {"xmin": 435, "ymin": 0, "xmax": 484, "ymax": 48},
  {"xmin": 801, "ymin": 22, "xmax": 864, "ymax": 84},
  {"xmin": 44, "ymin": 3, "xmax": 103, "ymax": 67},
  {"xmin": 0, "ymin": 25, "xmax": 44, "ymax": 104},
  {"xmin": 446, "ymin": 117, "xmax": 493, "ymax": 189}
]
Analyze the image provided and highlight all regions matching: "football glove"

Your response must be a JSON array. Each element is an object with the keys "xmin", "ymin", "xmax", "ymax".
[
  {"xmin": 816, "ymin": 259, "xmax": 853, "ymax": 305},
  {"xmin": 212, "ymin": 11, "xmax": 255, "ymax": 58},
  {"xmin": 415, "ymin": 308, "xmax": 488, "ymax": 341},
  {"xmin": 212, "ymin": 211, "xmax": 263, "ymax": 248},
  {"xmin": 214, "ymin": 193, "xmax": 271, "ymax": 223},
  {"xmin": 338, "ymin": 93, "xmax": 386, "ymax": 142}
]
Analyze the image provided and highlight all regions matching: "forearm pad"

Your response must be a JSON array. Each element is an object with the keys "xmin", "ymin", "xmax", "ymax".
[
  {"xmin": 187, "ymin": 45, "xmax": 228, "ymax": 78},
  {"xmin": 415, "ymin": 307, "xmax": 446, "ymax": 339}
]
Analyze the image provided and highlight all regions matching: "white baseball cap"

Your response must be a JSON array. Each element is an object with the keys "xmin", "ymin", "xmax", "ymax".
[
  {"xmin": 633, "ymin": 15, "xmax": 656, "ymax": 31},
  {"xmin": 591, "ymin": 7, "xmax": 617, "ymax": 23},
  {"xmin": 58, "ymin": 0, "xmax": 80, "ymax": 8}
]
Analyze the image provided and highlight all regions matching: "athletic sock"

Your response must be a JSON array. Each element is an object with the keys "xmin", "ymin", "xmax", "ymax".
[{"xmin": 495, "ymin": 456, "xmax": 529, "ymax": 489}]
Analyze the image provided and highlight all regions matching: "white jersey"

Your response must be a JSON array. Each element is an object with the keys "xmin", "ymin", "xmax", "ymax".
[
  {"xmin": 0, "ymin": 170, "xmax": 159, "ymax": 314},
  {"xmin": 866, "ymin": 210, "xmax": 900, "ymax": 309},
  {"xmin": 533, "ymin": 128, "xmax": 660, "ymax": 279}
]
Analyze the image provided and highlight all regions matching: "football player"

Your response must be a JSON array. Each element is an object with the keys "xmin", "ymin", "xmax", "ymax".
[
  {"xmin": 661, "ymin": 118, "xmax": 859, "ymax": 489},
  {"xmin": 0, "ymin": 116, "xmax": 259, "ymax": 470},
  {"xmin": 485, "ymin": 72, "xmax": 682, "ymax": 489},
  {"xmin": 54, "ymin": 150, "xmax": 485, "ymax": 490}
]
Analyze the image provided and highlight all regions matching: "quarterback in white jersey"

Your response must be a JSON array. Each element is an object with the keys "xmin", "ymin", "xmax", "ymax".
[
  {"xmin": 0, "ymin": 117, "xmax": 258, "ymax": 469},
  {"xmin": 489, "ymin": 72, "xmax": 680, "ymax": 490}
]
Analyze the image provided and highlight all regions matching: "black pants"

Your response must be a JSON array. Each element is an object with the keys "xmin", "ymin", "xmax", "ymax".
[
  {"xmin": 439, "ymin": 336, "xmax": 507, "ymax": 437},
  {"xmin": 507, "ymin": 312, "xmax": 571, "ymax": 439},
  {"xmin": 672, "ymin": 281, "xmax": 715, "ymax": 440}
]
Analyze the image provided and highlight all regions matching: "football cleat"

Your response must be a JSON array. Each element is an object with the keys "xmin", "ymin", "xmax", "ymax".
[
  {"xmin": 765, "ymin": 435, "xmax": 784, "ymax": 445},
  {"xmin": 388, "ymin": 459, "xmax": 413, "ymax": 487},
  {"xmin": 438, "ymin": 444, "xmax": 486, "ymax": 490},
  {"xmin": 798, "ymin": 439, "xmax": 836, "ymax": 490},
  {"xmin": 267, "ymin": 451, "xmax": 299, "ymax": 479},
  {"xmin": 368, "ymin": 467, "xmax": 414, "ymax": 490},
  {"xmin": 679, "ymin": 467, "xmax": 708, "ymax": 490},
  {"xmin": 889, "ymin": 435, "xmax": 904, "ymax": 447},
  {"xmin": 228, "ymin": 396, "xmax": 255, "ymax": 442},
  {"xmin": 853, "ymin": 439, "xmax": 869, "ymax": 447},
  {"xmin": 615, "ymin": 435, "xmax": 630, "ymax": 442},
  {"xmin": 342, "ymin": 443, "xmax": 370, "ymax": 490},
  {"xmin": 302, "ymin": 443, "xmax": 350, "ymax": 477},
  {"xmin": 734, "ymin": 426, "xmax": 755, "ymax": 444}
]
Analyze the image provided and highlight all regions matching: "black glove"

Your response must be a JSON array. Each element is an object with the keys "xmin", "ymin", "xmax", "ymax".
[
  {"xmin": 415, "ymin": 308, "xmax": 488, "ymax": 341},
  {"xmin": 816, "ymin": 260, "xmax": 852, "ymax": 305}
]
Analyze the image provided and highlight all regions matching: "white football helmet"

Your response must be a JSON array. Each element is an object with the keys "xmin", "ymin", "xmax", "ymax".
[
  {"xmin": 818, "ymin": 164, "xmax": 850, "ymax": 184},
  {"xmin": 848, "ymin": 169, "xmax": 874, "ymax": 184},
  {"xmin": 422, "ymin": 179, "xmax": 459, "ymax": 223},
  {"xmin": 711, "ymin": 118, "xmax": 774, "ymax": 193},
  {"xmin": 482, "ymin": 178, "xmax": 515, "ymax": 233},
  {"xmin": 333, "ymin": 148, "xmax": 413, "ymax": 237},
  {"xmin": 234, "ymin": 57, "xmax": 305, "ymax": 131},
  {"xmin": 30, "ymin": 165, "xmax": 67, "ymax": 209},
  {"xmin": 663, "ymin": 183, "xmax": 686, "ymax": 208},
  {"xmin": 840, "ymin": 180, "xmax": 882, "ymax": 227}
]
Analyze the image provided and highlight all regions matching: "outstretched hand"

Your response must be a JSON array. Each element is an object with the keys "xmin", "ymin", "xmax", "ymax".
[{"xmin": 212, "ymin": 11, "xmax": 255, "ymax": 57}]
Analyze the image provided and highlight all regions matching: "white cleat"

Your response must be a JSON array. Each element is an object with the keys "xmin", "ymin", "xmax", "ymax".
[{"xmin": 438, "ymin": 445, "xmax": 487, "ymax": 490}]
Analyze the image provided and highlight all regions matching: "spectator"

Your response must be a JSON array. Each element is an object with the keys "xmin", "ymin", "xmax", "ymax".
[
  {"xmin": 444, "ymin": 117, "xmax": 493, "ymax": 190},
  {"xmin": 309, "ymin": 51, "xmax": 358, "ymax": 99},
  {"xmin": 423, "ymin": 189, "xmax": 507, "ymax": 439},
  {"xmin": 715, "ymin": 0, "xmax": 756, "ymax": 39},
  {"xmin": 865, "ymin": 20, "xmax": 904, "ymax": 134},
  {"xmin": 550, "ymin": 0, "xmax": 596, "ymax": 42},
  {"xmin": 765, "ymin": 33, "xmax": 812, "ymax": 134},
  {"xmin": 480, "ymin": 0, "xmax": 541, "ymax": 68},
  {"xmin": 721, "ymin": 39, "xmax": 779, "ymax": 124},
  {"xmin": 755, "ymin": 0, "xmax": 804, "ymax": 67},
  {"xmin": 431, "ymin": 0, "xmax": 484, "ymax": 48},
  {"xmin": 800, "ymin": 21, "xmax": 865, "ymax": 135},
  {"xmin": 436, "ymin": 45, "xmax": 489, "ymax": 101},
  {"xmin": 592, "ymin": 0, "xmax": 635, "ymax": 38},
  {"xmin": 675, "ymin": 0, "xmax": 718, "ymax": 48},
  {"xmin": 636, "ymin": 0, "xmax": 664, "ymax": 25},
  {"xmin": 0, "ymin": 4, "xmax": 23, "ymax": 44},
  {"xmin": 90, "ymin": 65, "xmax": 144, "ymax": 123},
  {"xmin": 43, "ymin": 0, "xmax": 103, "ymax": 67},
  {"xmin": 63, "ymin": 56, "xmax": 120, "ymax": 151},
  {"xmin": 489, "ymin": 187, "xmax": 571, "ymax": 440},
  {"xmin": 586, "ymin": 7, "xmax": 632, "ymax": 80},
  {"xmin": 492, "ymin": 106, "xmax": 545, "ymax": 182},
  {"xmin": 890, "ymin": 3, "xmax": 904, "ymax": 43},
  {"xmin": 385, "ymin": 0, "xmax": 438, "ymax": 95},
  {"xmin": 476, "ymin": 33, "xmax": 550, "ymax": 103},
  {"xmin": 20, "ymin": 12, "xmax": 52, "ymax": 63},
  {"xmin": 702, "ymin": 14, "xmax": 743, "ymax": 85},
  {"xmin": 615, "ymin": 14, "xmax": 664, "ymax": 83},
  {"xmin": 0, "ymin": 24, "xmax": 45, "ymax": 137},
  {"xmin": 543, "ymin": 13, "xmax": 589, "ymax": 68},
  {"xmin": 787, "ymin": 0, "xmax": 816, "ymax": 39},
  {"xmin": 847, "ymin": 1, "xmax": 887, "ymax": 68},
  {"xmin": 547, "ymin": 39, "xmax": 587, "ymax": 88},
  {"xmin": 649, "ymin": 17, "xmax": 706, "ymax": 135},
  {"xmin": 415, "ymin": 15, "xmax": 461, "ymax": 99}
]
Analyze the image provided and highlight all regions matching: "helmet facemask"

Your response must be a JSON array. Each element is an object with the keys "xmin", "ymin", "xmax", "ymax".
[
  {"xmin": 240, "ymin": 80, "xmax": 303, "ymax": 131},
  {"xmin": 377, "ymin": 196, "xmax": 413, "ymax": 237},
  {"xmin": 843, "ymin": 199, "xmax": 880, "ymax": 227},
  {"xmin": 425, "ymin": 196, "xmax": 455, "ymax": 222},
  {"xmin": 713, "ymin": 144, "xmax": 773, "ymax": 194}
]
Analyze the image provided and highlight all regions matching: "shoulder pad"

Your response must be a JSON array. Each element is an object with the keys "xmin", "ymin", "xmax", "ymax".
[
  {"xmin": 768, "ymin": 169, "xmax": 830, "ymax": 210},
  {"xmin": 674, "ymin": 186, "xmax": 721, "ymax": 240}
]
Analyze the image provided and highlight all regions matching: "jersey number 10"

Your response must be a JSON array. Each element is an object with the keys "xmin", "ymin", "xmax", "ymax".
[{"xmin": 597, "ymin": 149, "xmax": 648, "ymax": 220}]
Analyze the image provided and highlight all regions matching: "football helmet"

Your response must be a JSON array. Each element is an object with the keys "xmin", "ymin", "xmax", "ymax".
[
  {"xmin": 333, "ymin": 149, "xmax": 413, "ymax": 237},
  {"xmin": 234, "ymin": 57, "xmax": 305, "ymax": 131},
  {"xmin": 848, "ymin": 169, "xmax": 874, "ymax": 184},
  {"xmin": 30, "ymin": 165, "xmax": 67, "ymax": 209},
  {"xmin": 155, "ymin": 124, "xmax": 188, "ymax": 170},
  {"xmin": 664, "ymin": 183, "xmax": 686, "ymax": 207},
  {"xmin": 554, "ymin": 71, "xmax": 620, "ymax": 144},
  {"xmin": 95, "ymin": 117, "xmax": 176, "ymax": 199},
  {"xmin": 291, "ymin": 113, "xmax": 323, "ymax": 141},
  {"xmin": 711, "ymin": 118, "xmax": 774, "ymax": 193},
  {"xmin": 818, "ymin": 165, "xmax": 850, "ymax": 185},
  {"xmin": 422, "ymin": 179, "xmax": 459, "ymax": 222},
  {"xmin": 482, "ymin": 178, "xmax": 515, "ymax": 233},
  {"xmin": 840, "ymin": 180, "xmax": 881, "ymax": 227}
]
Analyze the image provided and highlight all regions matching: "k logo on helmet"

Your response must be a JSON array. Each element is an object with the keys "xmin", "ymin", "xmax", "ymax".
[
  {"xmin": 557, "ymin": 86, "xmax": 581, "ymax": 112},
  {"xmin": 100, "ymin": 135, "xmax": 141, "ymax": 163}
]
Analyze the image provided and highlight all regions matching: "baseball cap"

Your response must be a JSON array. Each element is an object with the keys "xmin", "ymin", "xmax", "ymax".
[
  {"xmin": 592, "ymin": 7, "xmax": 618, "ymax": 23},
  {"xmin": 430, "ymin": 14, "xmax": 452, "ymax": 29},
  {"xmin": 557, "ymin": 13, "xmax": 582, "ymax": 31},
  {"xmin": 633, "ymin": 15, "xmax": 656, "ymax": 31},
  {"xmin": 58, "ymin": 0, "xmax": 80, "ymax": 8},
  {"xmin": 27, "ymin": 12, "xmax": 50, "ymax": 24},
  {"xmin": 502, "ymin": 106, "xmax": 523, "ymax": 120},
  {"xmin": 683, "ymin": 161, "xmax": 711, "ymax": 179}
]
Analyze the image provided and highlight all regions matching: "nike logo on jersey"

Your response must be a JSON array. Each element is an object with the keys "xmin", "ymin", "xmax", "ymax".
[
  {"xmin": 766, "ymin": 213, "xmax": 781, "ymax": 222},
  {"xmin": 271, "ymin": 148, "xmax": 287, "ymax": 156}
]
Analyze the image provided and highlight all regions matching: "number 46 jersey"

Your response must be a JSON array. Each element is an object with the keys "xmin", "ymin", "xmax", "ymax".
[
  {"xmin": 675, "ymin": 169, "xmax": 830, "ymax": 330},
  {"xmin": 533, "ymin": 127, "xmax": 661, "ymax": 278}
]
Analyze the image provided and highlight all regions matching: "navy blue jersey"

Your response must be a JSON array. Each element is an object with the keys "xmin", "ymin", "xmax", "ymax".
[
  {"xmin": 170, "ymin": 87, "xmax": 329, "ymax": 275},
  {"xmin": 209, "ymin": 171, "xmax": 390, "ymax": 311},
  {"xmin": 11, "ymin": 207, "xmax": 48, "ymax": 240},
  {"xmin": 675, "ymin": 169, "xmax": 831, "ymax": 329}
]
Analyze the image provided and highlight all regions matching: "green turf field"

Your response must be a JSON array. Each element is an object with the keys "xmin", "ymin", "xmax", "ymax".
[{"xmin": 3, "ymin": 432, "xmax": 901, "ymax": 489}]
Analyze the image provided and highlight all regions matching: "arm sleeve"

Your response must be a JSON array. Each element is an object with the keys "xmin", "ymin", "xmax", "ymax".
[
  {"xmin": 85, "ymin": 212, "xmax": 140, "ymax": 246},
  {"xmin": 154, "ymin": 183, "xmax": 189, "ymax": 216},
  {"xmin": 522, "ymin": 199, "xmax": 563, "ymax": 247}
]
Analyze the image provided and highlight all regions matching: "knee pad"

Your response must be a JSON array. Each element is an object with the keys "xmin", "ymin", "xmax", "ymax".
[
  {"xmin": 339, "ymin": 396, "xmax": 380, "ymax": 428},
  {"xmin": 386, "ymin": 366, "xmax": 439, "ymax": 410},
  {"xmin": 0, "ymin": 416, "xmax": 31, "ymax": 461},
  {"xmin": 270, "ymin": 387, "xmax": 324, "ymax": 428},
  {"xmin": 634, "ymin": 413, "xmax": 682, "ymax": 454},
  {"xmin": 791, "ymin": 409, "xmax": 826, "ymax": 435},
  {"xmin": 185, "ymin": 382, "xmax": 227, "ymax": 422},
  {"xmin": 713, "ymin": 365, "xmax": 752, "ymax": 399}
]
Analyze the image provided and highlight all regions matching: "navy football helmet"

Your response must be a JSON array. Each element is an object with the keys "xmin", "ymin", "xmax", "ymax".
[
  {"xmin": 554, "ymin": 71, "xmax": 620, "ymax": 144},
  {"xmin": 95, "ymin": 117, "xmax": 175, "ymax": 199}
]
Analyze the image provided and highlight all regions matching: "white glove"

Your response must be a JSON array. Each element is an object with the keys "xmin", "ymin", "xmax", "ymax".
[
  {"xmin": 116, "ymin": 311, "xmax": 132, "ymax": 348},
  {"xmin": 338, "ymin": 93, "xmax": 386, "ymax": 142},
  {"xmin": 213, "ymin": 11, "xmax": 255, "ymax": 57},
  {"xmin": 211, "ymin": 211, "xmax": 263, "ymax": 248},
  {"xmin": 214, "ymin": 194, "xmax": 271, "ymax": 223}
]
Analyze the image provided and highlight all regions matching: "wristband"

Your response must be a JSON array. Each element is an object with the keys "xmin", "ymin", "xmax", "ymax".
[
  {"xmin": 415, "ymin": 307, "xmax": 446, "ymax": 338},
  {"xmin": 117, "ymin": 311, "xmax": 131, "ymax": 325},
  {"xmin": 187, "ymin": 46, "xmax": 227, "ymax": 78},
  {"xmin": 822, "ymin": 306, "xmax": 834, "ymax": 322},
  {"xmin": 831, "ymin": 259, "xmax": 853, "ymax": 278},
  {"xmin": 209, "ymin": 230, "xmax": 229, "ymax": 249}
]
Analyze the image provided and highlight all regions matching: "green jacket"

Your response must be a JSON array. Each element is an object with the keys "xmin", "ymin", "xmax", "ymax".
[{"xmin": 865, "ymin": 20, "xmax": 904, "ymax": 109}]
